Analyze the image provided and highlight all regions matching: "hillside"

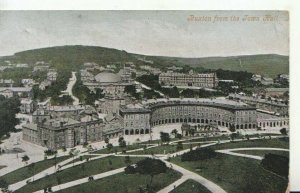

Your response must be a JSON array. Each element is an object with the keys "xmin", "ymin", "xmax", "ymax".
[
  {"xmin": 0, "ymin": 45, "xmax": 289, "ymax": 78},
  {"xmin": 147, "ymin": 54, "xmax": 289, "ymax": 78}
]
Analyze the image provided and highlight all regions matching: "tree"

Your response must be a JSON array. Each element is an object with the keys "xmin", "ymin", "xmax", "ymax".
[
  {"xmin": 176, "ymin": 133, "xmax": 182, "ymax": 139},
  {"xmin": 124, "ymin": 156, "xmax": 131, "ymax": 166},
  {"xmin": 107, "ymin": 143, "xmax": 113, "ymax": 151},
  {"xmin": 126, "ymin": 158, "xmax": 167, "ymax": 188},
  {"xmin": 119, "ymin": 137, "xmax": 127, "ymax": 148},
  {"xmin": 0, "ymin": 96, "xmax": 21, "ymax": 138},
  {"xmin": 171, "ymin": 129, "xmax": 178, "ymax": 137},
  {"xmin": 160, "ymin": 132, "xmax": 170, "ymax": 144},
  {"xmin": 176, "ymin": 142, "xmax": 183, "ymax": 151},
  {"xmin": 280, "ymin": 128, "xmax": 287, "ymax": 135},
  {"xmin": 22, "ymin": 155, "xmax": 30, "ymax": 163}
]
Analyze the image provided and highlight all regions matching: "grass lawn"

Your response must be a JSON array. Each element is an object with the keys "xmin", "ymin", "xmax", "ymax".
[
  {"xmin": 233, "ymin": 150, "xmax": 289, "ymax": 158},
  {"xmin": 170, "ymin": 179, "xmax": 212, "ymax": 193},
  {"xmin": 211, "ymin": 137, "xmax": 289, "ymax": 150},
  {"xmin": 90, "ymin": 144, "xmax": 144, "ymax": 154},
  {"xmin": 0, "ymin": 156, "xmax": 71, "ymax": 185},
  {"xmin": 57, "ymin": 169, "xmax": 182, "ymax": 193},
  {"xmin": 171, "ymin": 153, "xmax": 288, "ymax": 193},
  {"xmin": 184, "ymin": 134, "xmax": 283, "ymax": 143},
  {"xmin": 15, "ymin": 156, "xmax": 144, "ymax": 193},
  {"xmin": 127, "ymin": 143, "xmax": 206, "ymax": 155}
]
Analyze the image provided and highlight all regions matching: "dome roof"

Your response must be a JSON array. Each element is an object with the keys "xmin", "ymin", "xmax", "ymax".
[{"xmin": 94, "ymin": 72, "xmax": 121, "ymax": 83}]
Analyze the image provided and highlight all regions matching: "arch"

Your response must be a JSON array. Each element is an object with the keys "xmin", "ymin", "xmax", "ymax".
[
  {"xmin": 197, "ymin": 119, "xmax": 200, "ymax": 123},
  {"xmin": 145, "ymin": 129, "xmax": 149, "ymax": 134},
  {"xmin": 188, "ymin": 118, "xmax": 192, "ymax": 122},
  {"xmin": 130, "ymin": 129, "xmax": 134, "ymax": 135},
  {"xmin": 140, "ymin": 129, "xmax": 144, "ymax": 134},
  {"xmin": 240, "ymin": 125, "xmax": 244, "ymax": 129},
  {"xmin": 248, "ymin": 124, "xmax": 252, "ymax": 129},
  {"xmin": 176, "ymin": 118, "xmax": 179, "ymax": 123},
  {"xmin": 125, "ymin": 130, "xmax": 129, "ymax": 135},
  {"xmin": 218, "ymin": 121, "xmax": 221, "ymax": 126},
  {"xmin": 263, "ymin": 123, "xmax": 265, "ymax": 127},
  {"xmin": 172, "ymin": 119, "xmax": 175, "ymax": 123},
  {"xmin": 184, "ymin": 118, "xmax": 187, "ymax": 123},
  {"xmin": 180, "ymin": 118, "xmax": 183, "ymax": 122},
  {"xmin": 205, "ymin": 119, "xmax": 209, "ymax": 124},
  {"xmin": 225, "ymin": 123, "xmax": 228, "ymax": 127},
  {"xmin": 222, "ymin": 122, "xmax": 224, "ymax": 126},
  {"xmin": 236, "ymin": 125, "xmax": 240, "ymax": 129},
  {"xmin": 135, "ymin": 129, "xmax": 139, "ymax": 135},
  {"xmin": 244, "ymin": 124, "xmax": 248, "ymax": 129},
  {"xmin": 252, "ymin": 124, "xmax": 256, "ymax": 129},
  {"xmin": 201, "ymin": 119, "xmax": 204, "ymax": 123},
  {"xmin": 192, "ymin": 118, "xmax": 196, "ymax": 123}
]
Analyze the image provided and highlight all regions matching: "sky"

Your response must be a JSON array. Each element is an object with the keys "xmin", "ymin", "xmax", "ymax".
[{"xmin": 0, "ymin": 11, "xmax": 289, "ymax": 57}]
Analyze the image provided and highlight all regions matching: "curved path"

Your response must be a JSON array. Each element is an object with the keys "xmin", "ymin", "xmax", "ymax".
[
  {"xmin": 6, "ymin": 136, "xmax": 287, "ymax": 192},
  {"xmin": 60, "ymin": 71, "xmax": 79, "ymax": 105},
  {"xmin": 158, "ymin": 159, "xmax": 227, "ymax": 193},
  {"xmin": 216, "ymin": 147, "xmax": 289, "ymax": 160}
]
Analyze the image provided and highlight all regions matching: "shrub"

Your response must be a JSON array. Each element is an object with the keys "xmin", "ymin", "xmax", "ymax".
[{"xmin": 181, "ymin": 148, "xmax": 217, "ymax": 162}]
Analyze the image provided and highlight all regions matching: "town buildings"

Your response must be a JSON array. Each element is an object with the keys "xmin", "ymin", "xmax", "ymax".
[
  {"xmin": 159, "ymin": 70, "xmax": 218, "ymax": 88},
  {"xmin": 23, "ymin": 105, "xmax": 105, "ymax": 150},
  {"xmin": 228, "ymin": 93, "xmax": 288, "ymax": 116},
  {"xmin": 0, "ymin": 87, "xmax": 32, "ymax": 98}
]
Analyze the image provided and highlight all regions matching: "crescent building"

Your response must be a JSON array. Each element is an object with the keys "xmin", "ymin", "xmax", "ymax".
[{"xmin": 119, "ymin": 98, "xmax": 257, "ymax": 136}]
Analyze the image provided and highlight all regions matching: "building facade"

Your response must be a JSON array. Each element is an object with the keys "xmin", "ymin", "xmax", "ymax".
[
  {"xmin": 159, "ymin": 70, "xmax": 218, "ymax": 88},
  {"xmin": 119, "ymin": 98, "xmax": 257, "ymax": 136}
]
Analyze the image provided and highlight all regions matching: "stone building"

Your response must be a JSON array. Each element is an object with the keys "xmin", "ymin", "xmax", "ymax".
[
  {"xmin": 257, "ymin": 112, "xmax": 289, "ymax": 130},
  {"xmin": 22, "ymin": 123, "xmax": 39, "ymax": 145},
  {"xmin": 37, "ymin": 116, "xmax": 104, "ymax": 150},
  {"xmin": 83, "ymin": 72, "xmax": 132, "ymax": 95},
  {"xmin": 119, "ymin": 103, "xmax": 151, "ymax": 135},
  {"xmin": 228, "ymin": 93, "xmax": 288, "ymax": 116},
  {"xmin": 26, "ymin": 105, "xmax": 105, "ymax": 150},
  {"xmin": 20, "ymin": 99, "xmax": 35, "ymax": 114},
  {"xmin": 119, "ymin": 98, "xmax": 257, "ymax": 136},
  {"xmin": 96, "ymin": 94, "xmax": 126, "ymax": 119},
  {"xmin": 159, "ymin": 70, "xmax": 218, "ymax": 88}
]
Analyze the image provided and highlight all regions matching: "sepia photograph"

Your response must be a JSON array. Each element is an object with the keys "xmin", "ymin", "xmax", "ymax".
[{"xmin": 0, "ymin": 10, "xmax": 290, "ymax": 193}]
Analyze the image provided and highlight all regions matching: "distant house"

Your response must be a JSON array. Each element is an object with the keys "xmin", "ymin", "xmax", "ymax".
[
  {"xmin": 261, "ymin": 77, "xmax": 274, "ymax": 85},
  {"xmin": 47, "ymin": 69, "xmax": 58, "ymax": 82},
  {"xmin": 33, "ymin": 65, "xmax": 50, "ymax": 72},
  {"xmin": 39, "ymin": 80, "xmax": 52, "ymax": 90},
  {"xmin": 20, "ymin": 99, "xmax": 34, "ymax": 114},
  {"xmin": 0, "ymin": 87, "xmax": 32, "ymax": 98},
  {"xmin": 22, "ymin": 79, "xmax": 35, "ymax": 87},
  {"xmin": 16, "ymin": 63, "xmax": 29, "ymax": 68},
  {"xmin": 278, "ymin": 74, "xmax": 289, "ymax": 82},
  {"xmin": 251, "ymin": 74, "xmax": 262, "ymax": 82},
  {"xmin": 263, "ymin": 88, "xmax": 289, "ymax": 97}
]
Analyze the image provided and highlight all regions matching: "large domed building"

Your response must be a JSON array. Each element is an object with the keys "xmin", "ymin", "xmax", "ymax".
[
  {"xmin": 83, "ymin": 71, "xmax": 133, "ymax": 95},
  {"xmin": 94, "ymin": 72, "xmax": 122, "ymax": 83}
]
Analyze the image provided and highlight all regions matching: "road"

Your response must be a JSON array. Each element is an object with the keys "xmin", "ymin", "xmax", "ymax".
[
  {"xmin": 216, "ymin": 147, "xmax": 289, "ymax": 160},
  {"xmin": 60, "ymin": 71, "xmax": 79, "ymax": 105}
]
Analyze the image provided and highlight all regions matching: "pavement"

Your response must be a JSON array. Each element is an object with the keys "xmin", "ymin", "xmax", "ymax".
[
  {"xmin": 60, "ymin": 71, "xmax": 79, "ymax": 105},
  {"xmin": 216, "ymin": 147, "xmax": 289, "ymax": 160}
]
